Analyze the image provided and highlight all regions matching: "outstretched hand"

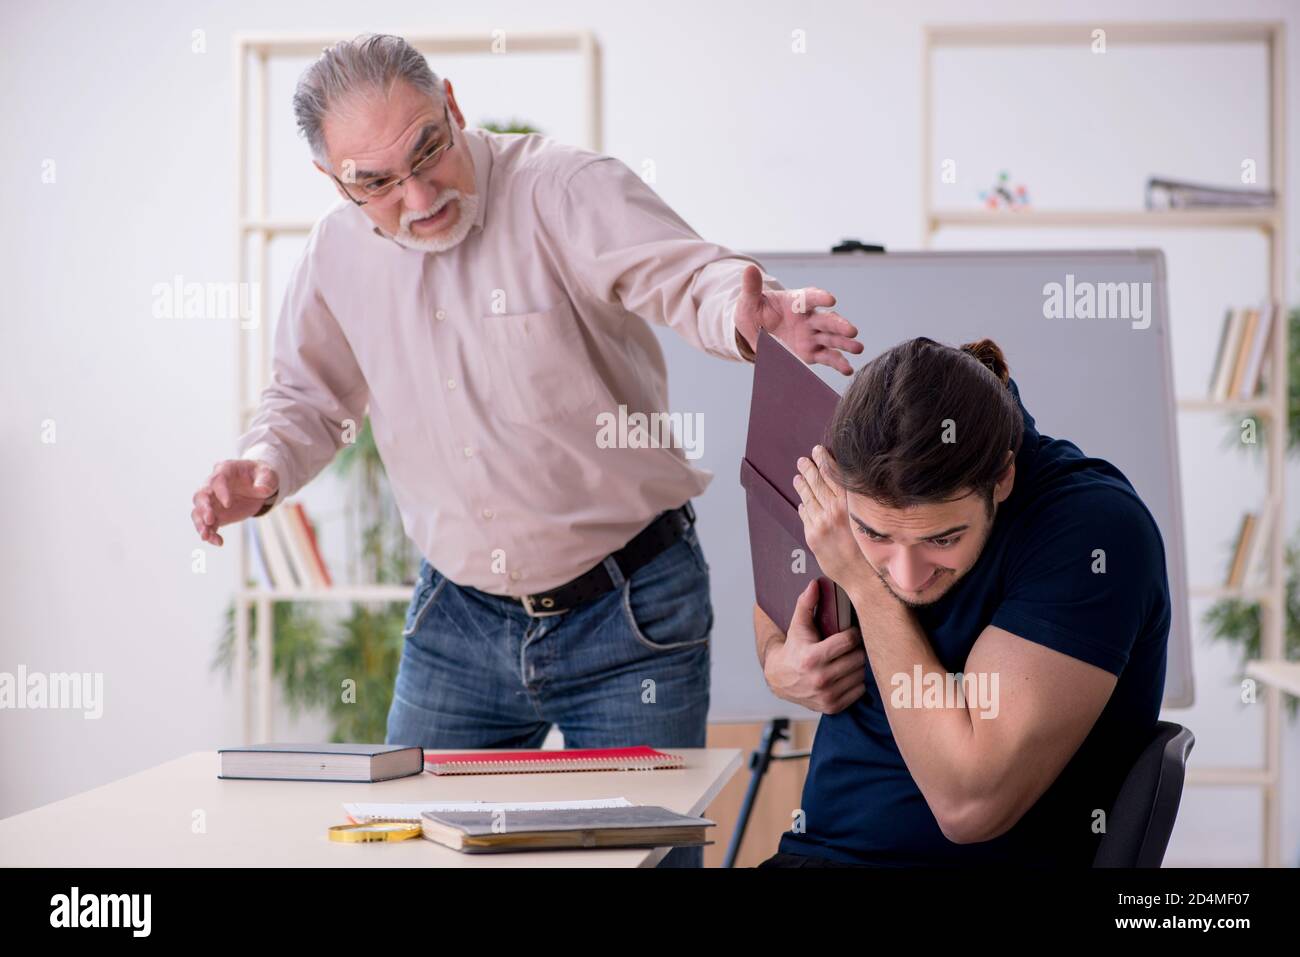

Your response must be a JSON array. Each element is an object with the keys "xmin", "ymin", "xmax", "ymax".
[
  {"xmin": 734, "ymin": 265, "xmax": 864, "ymax": 374},
  {"xmin": 191, "ymin": 459, "xmax": 279, "ymax": 546}
]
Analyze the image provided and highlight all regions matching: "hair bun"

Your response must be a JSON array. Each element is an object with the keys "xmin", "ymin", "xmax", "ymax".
[{"xmin": 959, "ymin": 338, "xmax": 1010, "ymax": 386}]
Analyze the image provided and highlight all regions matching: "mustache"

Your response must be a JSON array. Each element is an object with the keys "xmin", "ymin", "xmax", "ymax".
[{"xmin": 400, "ymin": 192, "xmax": 460, "ymax": 228}]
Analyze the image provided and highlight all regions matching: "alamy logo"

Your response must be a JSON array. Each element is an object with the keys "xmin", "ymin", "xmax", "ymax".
[
  {"xmin": 1042, "ymin": 273, "xmax": 1151, "ymax": 330},
  {"xmin": 890, "ymin": 665, "xmax": 1000, "ymax": 719},
  {"xmin": 595, "ymin": 405, "xmax": 704, "ymax": 460},
  {"xmin": 50, "ymin": 887, "xmax": 151, "ymax": 937},
  {"xmin": 151, "ymin": 274, "xmax": 259, "ymax": 328},
  {"xmin": 0, "ymin": 666, "xmax": 102, "ymax": 719}
]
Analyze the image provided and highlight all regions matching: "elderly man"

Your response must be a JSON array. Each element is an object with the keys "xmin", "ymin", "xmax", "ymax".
[{"xmin": 190, "ymin": 34, "xmax": 860, "ymax": 864}]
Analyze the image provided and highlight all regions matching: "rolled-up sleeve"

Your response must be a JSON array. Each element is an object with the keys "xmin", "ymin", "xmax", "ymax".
[
  {"xmin": 547, "ymin": 156, "xmax": 782, "ymax": 362},
  {"xmin": 235, "ymin": 235, "xmax": 370, "ymax": 503}
]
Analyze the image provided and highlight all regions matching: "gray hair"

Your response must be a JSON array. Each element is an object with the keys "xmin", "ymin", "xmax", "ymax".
[{"xmin": 292, "ymin": 34, "xmax": 443, "ymax": 168}]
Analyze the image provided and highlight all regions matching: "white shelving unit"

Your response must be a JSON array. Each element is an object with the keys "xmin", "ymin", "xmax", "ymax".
[
  {"xmin": 230, "ymin": 30, "xmax": 604, "ymax": 746},
  {"xmin": 922, "ymin": 21, "xmax": 1288, "ymax": 867}
]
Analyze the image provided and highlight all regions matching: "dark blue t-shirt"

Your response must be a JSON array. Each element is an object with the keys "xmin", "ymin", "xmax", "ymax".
[{"xmin": 779, "ymin": 378, "xmax": 1170, "ymax": 867}]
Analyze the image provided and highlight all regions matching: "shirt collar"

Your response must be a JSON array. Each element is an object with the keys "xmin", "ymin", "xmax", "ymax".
[
  {"xmin": 368, "ymin": 126, "xmax": 491, "ymax": 244},
  {"xmin": 464, "ymin": 127, "xmax": 491, "ymax": 233}
]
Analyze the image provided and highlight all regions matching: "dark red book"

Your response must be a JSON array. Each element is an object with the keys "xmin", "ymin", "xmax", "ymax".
[
  {"xmin": 740, "ymin": 330, "xmax": 855, "ymax": 638},
  {"xmin": 291, "ymin": 502, "xmax": 333, "ymax": 588}
]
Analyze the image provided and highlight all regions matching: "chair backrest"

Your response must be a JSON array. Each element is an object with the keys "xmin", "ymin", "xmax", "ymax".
[{"xmin": 1093, "ymin": 720, "xmax": 1195, "ymax": 867}]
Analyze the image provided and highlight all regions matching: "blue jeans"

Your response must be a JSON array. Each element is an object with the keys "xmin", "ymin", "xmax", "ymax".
[{"xmin": 386, "ymin": 520, "xmax": 713, "ymax": 867}]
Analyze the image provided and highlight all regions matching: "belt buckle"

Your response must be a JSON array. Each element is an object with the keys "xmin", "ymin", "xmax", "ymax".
[{"xmin": 521, "ymin": 593, "xmax": 565, "ymax": 618}]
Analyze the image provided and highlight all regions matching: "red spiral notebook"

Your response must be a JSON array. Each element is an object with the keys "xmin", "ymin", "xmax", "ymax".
[
  {"xmin": 423, "ymin": 746, "xmax": 684, "ymax": 776},
  {"xmin": 740, "ymin": 330, "xmax": 855, "ymax": 638}
]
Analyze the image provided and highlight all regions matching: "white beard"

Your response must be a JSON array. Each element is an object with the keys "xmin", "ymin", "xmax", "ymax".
[{"xmin": 391, "ymin": 190, "xmax": 480, "ymax": 253}]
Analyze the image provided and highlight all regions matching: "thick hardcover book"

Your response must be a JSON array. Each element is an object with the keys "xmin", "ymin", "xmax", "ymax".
[
  {"xmin": 420, "ymin": 805, "xmax": 714, "ymax": 853},
  {"xmin": 216, "ymin": 743, "xmax": 424, "ymax": 782},
  {"xmin": 741, "ymin": 330, "xmax": 855, "ymax": 638}
]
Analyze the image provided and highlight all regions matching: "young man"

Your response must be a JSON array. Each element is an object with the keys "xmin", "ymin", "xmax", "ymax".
[{"xmin": 754, "ymin": 336, "xmax": 1171, "ymax": 866}]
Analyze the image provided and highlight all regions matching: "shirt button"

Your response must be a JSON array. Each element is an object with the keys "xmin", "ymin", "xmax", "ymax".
[
  {"xmin": 482, "ymin": 508, "xmax": 494, "ymax": 519},
  {"xmin": 447, "ymin": 378, "xmax": 456, "ymax": 390},
  {"xmin": 510, "ymin": 571, "xmax": 521, "ymax": 582},
  {"xmin": 435, "ymin": 309, "xmax": 446, "ymax": 321},
  {"xmin": 463, "ymin": 446, "xmax": 474, "ymax": 458}
]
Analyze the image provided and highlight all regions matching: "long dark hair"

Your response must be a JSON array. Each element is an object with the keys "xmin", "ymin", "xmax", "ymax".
[{"xmin": 827, "ymin": 337, "xmax": 1023, "ymax": 510}]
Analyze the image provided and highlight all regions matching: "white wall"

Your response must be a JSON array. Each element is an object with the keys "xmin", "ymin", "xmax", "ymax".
[{"xmin": 2, "ymin": 0, "xmax": 1298, "ymax": 866}]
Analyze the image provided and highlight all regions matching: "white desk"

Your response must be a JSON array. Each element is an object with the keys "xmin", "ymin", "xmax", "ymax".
[
  {"xmin": 1245, "ymin": 660, "xmax": 1300, "ymax": 699},
  {"xmin": 0, "ymin": 749, "xmax": 743, "ymax": 867}
]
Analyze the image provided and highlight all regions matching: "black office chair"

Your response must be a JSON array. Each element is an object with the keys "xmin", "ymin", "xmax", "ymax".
[{"xmin": 1093, "ymin": 720, "xmax": 1194, "ymax": 868}]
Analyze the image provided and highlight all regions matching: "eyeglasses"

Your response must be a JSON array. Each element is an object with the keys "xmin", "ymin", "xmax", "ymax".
[{"xmin": 333, "ymin": 104, "xmax": 455, "ymax": 207}]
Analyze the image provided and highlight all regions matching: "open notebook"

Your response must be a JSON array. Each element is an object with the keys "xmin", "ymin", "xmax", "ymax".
[{"xmin": 345, "ymin": 798, "xmax": 634, "ymax": 824}]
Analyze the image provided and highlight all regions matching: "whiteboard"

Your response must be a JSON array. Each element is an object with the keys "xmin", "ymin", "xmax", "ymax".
[{"xmin": 653, "ymin": 249, "xmax": 1192, "ymax": 721}]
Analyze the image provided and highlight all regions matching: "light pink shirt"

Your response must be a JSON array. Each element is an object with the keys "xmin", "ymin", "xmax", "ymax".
[{"xmin": 238, "ymin": 128, "xmax": 781, "ymax": 595}]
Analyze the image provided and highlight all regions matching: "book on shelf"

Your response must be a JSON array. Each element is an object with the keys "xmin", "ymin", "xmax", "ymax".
[
  {"xmin": 291, "ymin": 502, "xmax": 333, "ymax": 587},
  {"xmin": 281, "ymin": 505, "xmax": 327, "ymax": 589},
  {"xmin": 1227, "ymin": 309, "xmax": 1259, "ymax": 399},
  {"xmin": 254, "ymin": 513, "xmax": 296, "ymax": 590},
  {"xmin": 1226, "ymin": 504, "xmax": 1278, "ymax": 591},
  {"xmin": 249, "ymin": 518, "xmax": 273, "ymax": 589},
  {"xmin": 1211, "ymin": 308, "xmax": 1248, "ymax": 399},
  {"xmin": 1240, "ymin": 303, "xmax": 1276, "ymax": 402},
  {"xmin": 271, "ymin": 507, "xmax": 314, "ymax": 589},
  {"xmin": 1208, "ymin": 303, "xmax": 1275, "ymax": 402},
  {"xmin": 1225, "ymin": 512, "xmax": 1257, "ymax": 588},
  {"xmin": 1145, "ymin": 176, "xmax": 1276, "ymax": 210},
  {"xmin": 1207, "ymin": 307, "xmax": 1233, "ymax": 397},
  {"xmin": 251, "ymin": 502, "xmax": 333, "ymax": 592},
  {"xmin": 1243, "ymin": 501, "xmax": 1277, "ymax": 591}
]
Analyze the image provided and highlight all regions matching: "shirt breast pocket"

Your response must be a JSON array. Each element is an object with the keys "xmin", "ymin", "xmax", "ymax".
[{"xmin": 474, "ymin": 301, "xmax": 604, "ymax": 425}]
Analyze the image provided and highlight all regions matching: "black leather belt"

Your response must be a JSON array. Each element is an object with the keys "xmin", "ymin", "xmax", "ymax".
[{"xmin": 519, "ymin": 502, "xmax": 696, "ymax": 617}]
